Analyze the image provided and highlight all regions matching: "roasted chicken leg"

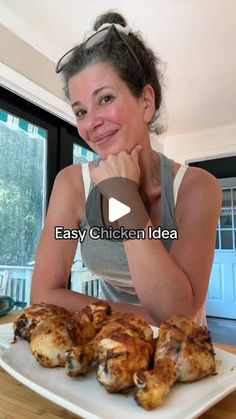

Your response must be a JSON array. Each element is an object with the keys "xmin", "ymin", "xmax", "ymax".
[
  {"xmin": 134, "ymin": 357, "xmax": 177, "ymax": 410},
  {"xmin": 134, "ymin": 315, "xmax": 216, "ymax": 410},
  {"xmin": 14, "ymin": 302, "xmax": 112, "ymax": 368},
  {"xmin": 65, "ymin": 312, "xmax": 153, "ymax": 377},
  {"xmin": 155, "ymin": 315, "xmax": 216, "ymax": 382},
  {"xmin": 96, "ymin": 333, "xmax": 154, "ymax": 393}
]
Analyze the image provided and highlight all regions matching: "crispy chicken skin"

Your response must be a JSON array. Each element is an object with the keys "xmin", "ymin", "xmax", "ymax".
[
  {"xmin": 133, "ymin": 315, "xmax": 216, "ymax": 410},
  {"xmin": 65, "ymin": 321, "xmax": 130, "ymax": 377},
  {"xmin": 14, "ymin": 302, "xmax": 112, "ymax": 368},
  {"xmin": 108, "ymin": 312, "xmax": 153, "ymax": 342},
  {"xmin": 13, "ymin": 303, "xmax": 71, "ymax": 342},
  {"xmin": 65, "ymin": 312, "xmax": 153, "ymax": 377},
  {"xmin": 134, "ymin": 357, "xmax": 177, "ymax": 410},
  {"xmin": 30, "ymin": 316, "xmax": 75, "ymax": 367},
  {"xmin": 96, "ymin": 333, "xmax": 154, "ymax": 393},
  {"xmin": 155, "ymin": 315, "xmax": 216, "ymax": 382},
  {"xmin": 71, "ymin": 301, "xmax": 112, "ymax": 344}
]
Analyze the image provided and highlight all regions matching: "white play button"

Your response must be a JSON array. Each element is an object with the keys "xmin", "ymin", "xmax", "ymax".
[
  {"xmin": 108, "ymin": 197, "xmax": 131, "ymax": 222},
  {"xmin": 85, "ymin": 177, "xmax": 149, "ymax": 241}
]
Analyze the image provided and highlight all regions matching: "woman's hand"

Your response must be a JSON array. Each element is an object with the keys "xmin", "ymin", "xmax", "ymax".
[{"xmin": 90, "ymin": 145, "xmax": 142, "ymax": 186}]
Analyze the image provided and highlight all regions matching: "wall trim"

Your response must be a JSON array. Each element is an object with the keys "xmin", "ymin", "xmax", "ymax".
[
  {"xmin": 0, "ymin": 3, "xmax": 62, "ymax": 63},
  {"xmin": 0, "ymin": 63, "xmax": 76, "ymax": 126},
  {"xmin": 164, "ymin": 122, "xmax": 236, "ymax": 163},
  {"xmin": 165, "ymin": 123, "xmax": 236, "ymax": 144},
  {"xmin": 186, "ymin": 151, "xmax": 236, "ymax": 164}
]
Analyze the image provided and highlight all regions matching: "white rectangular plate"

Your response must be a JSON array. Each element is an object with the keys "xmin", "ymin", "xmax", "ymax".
[
  {"xmin": 0, "ymin": 322, "xmax": 14, "ymax": 355},
  {"xmin": 0, "ymin": 323, "xmax": 236, "ymax": 419}
]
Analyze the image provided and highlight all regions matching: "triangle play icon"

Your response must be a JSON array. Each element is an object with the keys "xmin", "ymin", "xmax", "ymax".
[{"xmin": 108, "ymin": 197, "xmax": 131, "ymax": 222}]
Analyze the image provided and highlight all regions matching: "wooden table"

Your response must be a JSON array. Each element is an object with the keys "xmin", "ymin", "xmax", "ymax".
[{"xmin": 0, "ymin": 311, "xmax": 235, "ymax": 419}]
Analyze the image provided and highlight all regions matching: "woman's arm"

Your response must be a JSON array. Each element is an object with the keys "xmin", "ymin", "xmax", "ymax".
[
  {"xmin": 30, "ymin": 164, "xmax": 86, "ymax": 307},
  {"xmin": 123, "ymin": 167, "xmax": 222, "ymax": 324}
]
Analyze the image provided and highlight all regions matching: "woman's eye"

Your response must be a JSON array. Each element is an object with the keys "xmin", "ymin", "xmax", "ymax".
[
  {"xmin": 75, "ymin": 109, "xmax": 86, "ymax": 119},
  {"xmin": 100, "ymin": 95, "xmax": 113, "ymax": 105}
]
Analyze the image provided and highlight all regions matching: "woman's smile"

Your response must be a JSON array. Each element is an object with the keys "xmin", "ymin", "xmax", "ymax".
[{"xmin": 93, "ymin": 129, "xmax": 119, "ymax": 147}]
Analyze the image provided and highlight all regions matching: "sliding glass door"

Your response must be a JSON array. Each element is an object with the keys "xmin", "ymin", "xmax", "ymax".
[
  {"xmin": 0, "ymin": 108, "xmax": 47, "ymax": 304},
  {"xmin": 0, "ymin": 86, "xmax": 94, "ymax": 305}
]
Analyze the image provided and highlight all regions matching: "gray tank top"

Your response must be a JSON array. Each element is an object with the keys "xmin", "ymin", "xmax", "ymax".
[{"xmin": 80, "ymin": 152, "xmax": 186, "ymax": 305}]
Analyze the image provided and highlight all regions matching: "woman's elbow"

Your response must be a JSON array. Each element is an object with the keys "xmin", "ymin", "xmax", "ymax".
[{"xmin": 30, "ymin": 285, "xmax": 44, "ymax": 305}]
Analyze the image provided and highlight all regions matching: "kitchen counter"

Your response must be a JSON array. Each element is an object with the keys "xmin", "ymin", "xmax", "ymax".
[{"xmin": 0, "ymin": 311, "xmax": 235, "ymax": 419}]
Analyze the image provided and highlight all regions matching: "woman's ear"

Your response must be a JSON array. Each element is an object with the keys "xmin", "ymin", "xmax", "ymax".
[{"xmin": 142, "ymin": 84, "xmax": 156, "ymax": 123}]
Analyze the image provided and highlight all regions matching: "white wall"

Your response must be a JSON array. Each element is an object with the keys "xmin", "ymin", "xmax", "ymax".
[{"xmin": 161, "ymin": 123, "xmax": 236, "ymax": 164}]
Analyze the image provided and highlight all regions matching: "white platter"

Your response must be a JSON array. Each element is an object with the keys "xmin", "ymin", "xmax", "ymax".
[
  {"xmin": 0, "ymin": 323, "xmax": 236, "ymax": 419},
  {"xmin": 0, "ymin": 322, "xmax": 14, "ymax": 355}
]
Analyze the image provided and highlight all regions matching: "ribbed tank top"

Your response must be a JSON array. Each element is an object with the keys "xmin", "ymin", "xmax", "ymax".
[{"xmin": 80, "ymin": 152, "xmax": 185, "ymax": 303}]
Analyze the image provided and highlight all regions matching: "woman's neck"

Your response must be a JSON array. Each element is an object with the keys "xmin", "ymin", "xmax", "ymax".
[{"xmin": 138, "ymin": 144, "xmax": 161, "ymax": 195}]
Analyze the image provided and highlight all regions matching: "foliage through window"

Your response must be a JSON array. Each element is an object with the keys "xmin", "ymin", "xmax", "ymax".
[{"xmin": 0, "ymin": 108, "xmax": 47, "ymax": 266}]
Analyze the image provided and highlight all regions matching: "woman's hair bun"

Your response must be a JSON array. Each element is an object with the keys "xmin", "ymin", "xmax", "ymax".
[{"xmin": 93, "ymin": 11, "xmax": 127, "ymax": 30}]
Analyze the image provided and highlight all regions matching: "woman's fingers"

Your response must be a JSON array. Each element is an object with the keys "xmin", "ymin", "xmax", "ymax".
[
  {"xmin": 91, "ymin": 145, "xmax": 142, "ymax": 186},
  {"xmin": 130, "ymin": 145, "xmax": 142, "ymax": 164}
]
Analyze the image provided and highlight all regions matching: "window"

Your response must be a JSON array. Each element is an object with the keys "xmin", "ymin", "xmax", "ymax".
[
  {"xmin": 73, "ymin": 143, "xmax": 97, "ymax": 164},
  {"xmin": 0, "ymin": 108, "xmax": 47, "ymax": 303},
  {"xmin": 0, "ymin": 87, "xmax": 94, "ymax": 304},
  {"xmin": 216, "ymin": 187, "xmax": 236, "ymax": 250}
]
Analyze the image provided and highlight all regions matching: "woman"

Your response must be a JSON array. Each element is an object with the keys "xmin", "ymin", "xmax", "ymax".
[{"xmin": 30, "ymin": 12, "xmax": 222, "ymax": 326}]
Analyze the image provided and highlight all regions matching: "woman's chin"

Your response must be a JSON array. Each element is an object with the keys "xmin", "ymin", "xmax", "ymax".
[{"xmin": 96, "ymin": 144, "xmax": 128, "ymax": 159}]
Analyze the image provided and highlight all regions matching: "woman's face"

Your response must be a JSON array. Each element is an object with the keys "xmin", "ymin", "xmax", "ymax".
[{"xmin": 68, "ymin": 62, "xmax": 150, "ymax": 158}]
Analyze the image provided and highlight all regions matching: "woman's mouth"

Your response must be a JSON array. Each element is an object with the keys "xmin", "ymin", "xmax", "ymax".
[{"xmin": 94, "ymin": 130, "xmax": 118, "ymax": 146}]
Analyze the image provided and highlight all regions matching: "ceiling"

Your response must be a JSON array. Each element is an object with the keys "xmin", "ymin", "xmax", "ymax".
[{"xmin": 1, "ymin": 0, "xmax": 236, "ymax": 136}]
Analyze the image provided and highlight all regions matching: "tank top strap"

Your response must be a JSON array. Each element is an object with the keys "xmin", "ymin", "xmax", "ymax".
[
  {"xmin": 173, "ymin": 165, "xmax": 188, "ymax": 206},
  {"xmin": 158, "ymin": 152, "xmax": 176, "ymax": 228},
  {"xmin": 81, "ymin": 163, "xmax": 90, "ymax": 200}
]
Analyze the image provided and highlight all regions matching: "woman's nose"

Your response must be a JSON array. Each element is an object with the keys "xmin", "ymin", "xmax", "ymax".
[{"xmin": 85, "ymin": 109, "xmax": 104, "ymax": 131}]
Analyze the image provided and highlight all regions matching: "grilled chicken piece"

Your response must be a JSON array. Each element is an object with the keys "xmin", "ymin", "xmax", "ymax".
[
  {"xmin": 13, "ymin": 303, "xmax": 71, "ymax": 342},
  {"xmin": 65, "ymin": 312, "xmax": 153, "ymax": 377},
  {"xmin": 65, "ymin": 321, "xmax": 130, "ymax": 377},
  {"xmin": 65, "ymin": 343, "xmax": 95, "ymax": 376},
  {"xmin": 14, "ymin": 302, "xmax": 112, "ymax": 368},
  {"xmin": 71, "ymin": 301, "xmax": 112, "ymax": 344},
  {"xmin": 134, "ymin": 357, "xmax": 177, "ymax": 410},
  {"xmin": 133, "ymin": 315, "xmax": 216, "ymax": 410},
  {"xmin": 88, "ymin": 301, "xmax": 112, "ymax": 329},
  {"xmin": 155, "ymin": 315, "xmax": 216, "ymax": 382},
  {"xmin": 30, "ymin": 315, "xmax": 75, "ymax": 367},
  {"xmin": 108, "ymin": 312, "xmax": 154, "ymax": 342},
  {"xmin": 96, "ymin": 333, "xmax": 154, "ymax": 393}
]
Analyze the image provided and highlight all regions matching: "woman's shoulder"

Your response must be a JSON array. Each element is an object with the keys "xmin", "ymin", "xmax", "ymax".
[
  {"xmin": 52, "ymin": 164, "xmax": 85, "ymax": 197},
  {"xmin": 57, "ymin": 163, "xmax": 82, "ymax": 177},
  {"xmin": 184, "ymin": 165, "xmax": 221, "ymax": 192},
  {"xmin": 175, "ymin": 164, "xmax": 222, "ymax": 222},
  {"xmin": 53, "ymin": 161, "xmax": 97, "ymax": 197},
  {"xmin": 172, "ymin": 157, "xmax": 220, "ymax": 190}
]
